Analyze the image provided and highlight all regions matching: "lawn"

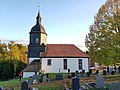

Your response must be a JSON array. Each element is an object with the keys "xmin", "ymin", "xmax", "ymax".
[
  {"xmin": 0, "ymin": 73, "xmax": 120, "ymax": 90},
  {"xmin": 0, "ymin": 78, "xmax": 22, "ymax": 89}
]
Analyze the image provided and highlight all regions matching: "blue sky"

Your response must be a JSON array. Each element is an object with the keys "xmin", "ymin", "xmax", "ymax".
[{"xmin": 0, "ymin": 0, "xmax": 106, "ymax": 51}]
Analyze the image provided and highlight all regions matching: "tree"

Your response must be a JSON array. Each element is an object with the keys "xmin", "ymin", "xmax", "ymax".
[
  {"xmin": 0, "ymin": 41, "xmax": 27, "ymax": 80},
  {"xmin": 15, "ymin": 60, "xmax": 27, "ymax": 77},
  {"xmin": 7, "ymin": 41, "xmax": 28, "ymax": 63},
  {"xmin": 16, "ymin": 44, "xmax": 28, "ymax": 63},
  {"xmin": 85, "ymin": 0, "xmax": 120, "ymax": 65},
  {"xmin": 0, "ymin": 43, "xmax": 8, "ymax": 60},
  {"xmin": 8, "ymin": 42, "xmax": 20, "ymax": 60}
]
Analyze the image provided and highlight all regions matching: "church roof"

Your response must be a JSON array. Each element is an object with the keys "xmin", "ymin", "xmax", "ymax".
[
  {"xmin": 40, "ymin": 44, "xmax": 89, "ymax": 58},
  {"xmin": 30, "ymin": 12, "xmax": 47, "ymax": 34},
  {"xmin": 22, "ymin": 65, "xmax": 38, "ymax": 72},
  {"xmin": 31, "ymin": 24, "xmax": 46, "ymax": 34}
]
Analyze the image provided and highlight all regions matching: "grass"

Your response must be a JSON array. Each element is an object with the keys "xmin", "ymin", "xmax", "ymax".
[
  {"xmin": 0, "ymin": 78, "xmax": 22, "ymax": 89},
  {"xmin": 35, "ymin": 86, "xmax": 64, "ymax": 90},
  {"xmin": 0, "ymin": 73, "xmax": 120, "ymax": 90}
]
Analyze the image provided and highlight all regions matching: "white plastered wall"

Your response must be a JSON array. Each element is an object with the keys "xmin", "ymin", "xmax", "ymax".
[
  {"xmin": 29, "ymin": 58, "xmax": 40, "ymax": 64},
  {"xmin": 41, "ymin": 58, "xmax": 89, "ymax": 73},
  {"xmin": 23, "ymin": 72, "xmax": 35, "ymax": 78}
]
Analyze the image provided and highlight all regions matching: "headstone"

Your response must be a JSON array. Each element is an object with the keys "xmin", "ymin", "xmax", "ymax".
[
  {"xmin": 89, "ymin": 69, "xmax": 92, "ymax": 74},
  {"xmin": 21, "ymin": 81, "xmax": 28, "ymax": 90},
  {"xmin": 46, "ymin": 73, "xmax": 49, "ymax": 78},
  {"xmin": 55, "ymin": 74, "xmax": 63, "ymax": 80},
  {"xmin": 107, "ymin": 66, "xmax": 109, "ymax": 74},
  {"xmin": 114, "ymin": 65, "xmax": 117, "ymax": 73},
  {"xmin": 103, "ymin": 70, "xmax": 106, "ymax": 75},
  {"xmin": 0, "ymin": 86, "xmax": 3, "ymax": 90},
  {"xmin": 118, "ymin": 66, "xmax": 120, "ymax": 73},
  {"xmin": 82, "ymin": 70, "xmax": 85, "ymax": 75},
  {"xmin": 96, "ymin": 75, "xmax": 104, "ymax": 88},
  {"xmin": 111, "ymin": 71, "xmax": 115, "ymax": 75},
  {"xmin": 28, "ymin": 74, "xmax": 39, "ymax": 84},
  {"xmin": 86, "ymin": 72, "xmax": 90, "ymax": 77},
  {"xmin": 32, "ymin": 74, "xmax": 39, "ymax": 80},
  {"xmin": 75, "ymin": 70, "xmax": 78, "ymax": 74},
  {"xmin": 71, "ymin": 72, "xmax": 75, "ymax": 78},
  {"xmin": 72, "ymin": 77, "xmax": 80, "ymax": 90},
  {"xmin": 76, "ymin": 70, "xmax": 79, "ymax": 77},
  {"xmin": 28, "ymin": 77, "xmax": 33, "ymax": 84},
  {"xmin": 42, "ymin": 74, "xmax": 47, "ymax": 82},
  {"xmin": 68, "ymin": 69, "xmax": 70, "ymax": 74}
]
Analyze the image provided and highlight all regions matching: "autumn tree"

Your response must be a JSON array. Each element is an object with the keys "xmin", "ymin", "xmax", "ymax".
[
  {"xmin": 16, "ymin": 44, "xmax": 28, "ymax": 63},
  {"xmin": 0, "ymin": 43, "xmax": 8, "ymax": 59},
  {"xmin": 0, "ymin": 41, "xmax": 27, "ymax": 80},
  {"xmin": 8, "ymin": 42, "xmax": 20, "ymax": 60},
  {"xmin": 85, "ymin": 0, "xmax": 120, "ymax": 65}
]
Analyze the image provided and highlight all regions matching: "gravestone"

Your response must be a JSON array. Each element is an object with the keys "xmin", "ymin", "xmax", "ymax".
[
  {"xmin": 72, "ymin": 77, "xmax": 80, "ymax": 90},
  {"xmin": 82, "ymin": 70, "xmax": 85, "ymax": 75},
  {"xmin": 28, "ymin": 77, "xmax": 33, "ymax": 84},
  {"xmin": 107, "ymin": 66, "xmax": 110, "ymax": 73},
  {"xmin": 21, "ymin": 81, "xmax": 28, "ymax": 90},
  {"xmin": 33, "ymin": 74, "xmax": 39, "ymax": 84},
  {"xmin": 103, "ymin": 70, "xmax": 106, "ymax": 75},
  {"xmin": 32, "ymin": 74, "xmax": 39, "ymax": 80},
  {"xmin": 75, "ymin": 70, "xmax": 79, "ymax": 74},
  {"xmin": 86, "ymin": 72, "xmax": 90, "ymax": 77},
  {"xmin": 96, "ymin": 75, "xmax": 104, "ymax": 88},
  {"xmin": 28, "ymin": 74, "xmax": 39, "ymax": 84},
  {"xmin": 71, "ymin": 72, "xmax": 75, "ymax": 78},
  {"xmin": 55, "ymin": 74, "xmax": 63, "ymax": 80},
  {"xmin": 0, "ymin": 86, "xmax": 3, "ymax": 90},
  {"xmin": 42, "ymin": 74, "xmax": 47, "ymax": 82},
  {"xmin": 111, "ymin": 71, "xmax": 115, "ymax": 75},
  {"xmin": 68, "ymin": 69, "xmax": 70, "ymax": 74},
  {"xmin": 89, "ymin": 69, "xmax": 92, "ymax": 74},
  {"xmin": 46, "ymin": 73, "xmax": 49, "ymax": 78},
  {"xmin": 118, "ymin": 66, "xmax": 120, "ymax": 73}
]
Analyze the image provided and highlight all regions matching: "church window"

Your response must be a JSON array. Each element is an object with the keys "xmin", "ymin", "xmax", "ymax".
[
  {"xmin": 36, "ymin": 38, "xmax": 39, "ymax": 43},
  {"xmin": 47, "ymin": 59, "xmax": 51, "ymax": 66},
  {"xmin": 63, "ymin": 59, "xmax": 67, "ymax": 70},
  {"xmin": 78, "ymin": 59, "xmax": 82, "ymax": 70}
]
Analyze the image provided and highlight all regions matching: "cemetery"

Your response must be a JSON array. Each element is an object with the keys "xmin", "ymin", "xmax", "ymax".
[
  {"xmin": 0, "ymin": 68, "xmax": 120, "ymax": 90},
  {"xmin": 0, "ymin": 0, "xmax": 120, "ymax": 90}
]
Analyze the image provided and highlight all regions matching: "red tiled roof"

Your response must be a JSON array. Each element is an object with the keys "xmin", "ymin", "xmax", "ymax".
[{"xmin": 40, "ymin": 44, "xmax": 89, "ymax": 58}]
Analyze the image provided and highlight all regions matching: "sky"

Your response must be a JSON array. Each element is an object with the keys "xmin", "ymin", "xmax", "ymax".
[{"xmin": 0, "ymin": 0, "xmax": 107, "ymax": 51}]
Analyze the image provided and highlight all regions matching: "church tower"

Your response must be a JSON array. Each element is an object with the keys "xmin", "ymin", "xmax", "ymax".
[{"xmin": 28, "ymin": 11, "xmax": 47, "ymax": 63}]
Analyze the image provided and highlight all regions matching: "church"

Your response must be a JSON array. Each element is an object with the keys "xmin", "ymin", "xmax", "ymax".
[{"xmin": 22, "ymin": 11, "xmax": 90, "ymax": 78}]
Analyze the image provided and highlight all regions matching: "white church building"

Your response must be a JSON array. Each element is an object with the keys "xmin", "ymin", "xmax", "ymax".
[{"xmin": 23, "ymin": 11, "xmax": 90, "ymax": 78}]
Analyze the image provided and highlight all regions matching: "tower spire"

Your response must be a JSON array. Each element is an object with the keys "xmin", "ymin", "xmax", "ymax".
[{"xmin": 36, "ymin": 5, "xmax": 42, "ymax": 25}]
